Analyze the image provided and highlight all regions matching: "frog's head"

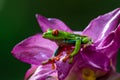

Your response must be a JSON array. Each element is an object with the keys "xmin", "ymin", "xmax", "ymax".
[{"xmin": 42, "ymin": 29, "xmax": 69, "ymax": 40}]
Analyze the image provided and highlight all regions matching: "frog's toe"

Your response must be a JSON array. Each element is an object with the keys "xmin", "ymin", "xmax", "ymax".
[
  {"xmin": 69, "ymin": 57, "xmax": 73, "ymax": 64},
  {"xmin": 69, "ymin": 54, "xmax": 74, "ymax": 58}
]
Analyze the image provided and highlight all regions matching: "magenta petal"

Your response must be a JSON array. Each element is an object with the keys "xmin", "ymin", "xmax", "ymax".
[
  {"xmin": 55, "ymin": 51, "xmax": 82, "ymax": 80},
  {"xmin": 12, "ymin": 34, "xmax": 57, "ymax": 65},
  {"xmin": 83, "ymin": 8, "xmax": 120, "ymax": 42},
  {"xmin": 56, "ymin": 61, "xmax": 74, "ymax": 80},
  {"xmin": 73, "ymin": 31, "xmax": 82, "ymax": 35},
  {"xmin": 24, "ymin": 65, "xmax": 38, "ymax": 80},
  {"xmin": 115, "ymin": 24, "xmax": 120, "ymax": 47},
  {"xmin": 28, "ymin": 64, "xmax": 58, "ymax": 80},
  {"xmin": 98, "ymin": 72, "xmax": 120, "ymax": 80},
  {"xmin": 36, "ymin": 14, "xmax": 72, "ymax": 32},
  {"xmin": 97, "ymin": 25, "xmax": 120, "ymax": 67},
  {"xmin": 106, "ymin": 72, "xmax": 120, "ymax": 80},
  {"xmin": 81, "ymin": 46, "xmax": 110, "ymax": 71},
  {"xmin": 56, "ymin": 46, "xmax": 111, "ymax": 80}
]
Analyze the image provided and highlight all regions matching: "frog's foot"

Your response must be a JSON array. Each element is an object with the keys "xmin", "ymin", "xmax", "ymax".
[
  {"xmin": 42, "ymin": 56, "xmax": 61, "ymax": 69},
  {"xmin": 42, "ymin": 58, "xmax": 56, "ymax": 69},
  {"xmin": 54, "ymin": 53, "xmax": 63, "ymax": 61},
  {"xmin": 62, "ymin": 55, "xmax": 74, "ymax": 64},
  {"xmin": 69, "ymin": 57, "xmax": 73, "ymax": 64},
  {"xmin": 62, "ymin": 55, "xmax": 70, "ymax": 62},
  {"xmin": 83, "ymin": 41, "xmax": 93, "ymax": 48},
  {"xmin": 83, "ymin": 44, "xmax": 87, "ymax": 48},
  {"xmin": 68, "ymin": 54, "xmax": 75, "ymax": 64},
  {"xmin": 54, "ymin": 57, "xmax": 60, "ymax": 61}
]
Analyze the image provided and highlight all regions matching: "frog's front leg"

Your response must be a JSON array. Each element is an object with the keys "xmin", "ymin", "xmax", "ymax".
[
  {"xmin": 63, "ymin": 38, "xmax": 81, "ymax": 63},
  {"xmin": 69, "ymin": 37, "xmax": 81, "ymax": 63}
]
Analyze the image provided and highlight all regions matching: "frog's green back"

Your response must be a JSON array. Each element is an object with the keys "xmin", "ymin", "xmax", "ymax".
[
  {"xmin": 42, "ymin": 29, "xmax": 90, "ymax": 42},
  {"xmin": 42, "ymin": 29, "xmax": 78, "ymax": 40}
]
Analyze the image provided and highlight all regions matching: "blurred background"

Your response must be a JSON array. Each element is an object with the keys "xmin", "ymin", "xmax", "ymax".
[{"xmin": 0, "ymin": 0, "xmax": 120, "ymax": 80}]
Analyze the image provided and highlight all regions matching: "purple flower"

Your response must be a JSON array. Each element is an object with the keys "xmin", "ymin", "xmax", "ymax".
[{"xmin": 12, "ymin": 8, "xmax": 120, "ymax": 80}]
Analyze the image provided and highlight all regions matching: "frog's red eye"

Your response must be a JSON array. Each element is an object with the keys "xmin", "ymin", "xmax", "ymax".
[{"xmin": 52, "ymin": 29, "xmax": 59, "ymax": 36}]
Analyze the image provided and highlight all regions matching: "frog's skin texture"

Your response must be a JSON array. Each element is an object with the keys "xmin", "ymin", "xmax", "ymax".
[{"xmin": 42, "ymin": 29, "xmax": 92, "ymax": 68}]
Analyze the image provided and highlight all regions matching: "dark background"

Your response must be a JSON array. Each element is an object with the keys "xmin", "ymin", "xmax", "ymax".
[{"xmin": 0, "ymin": 0, "xmax": 120, "ymax": 80}]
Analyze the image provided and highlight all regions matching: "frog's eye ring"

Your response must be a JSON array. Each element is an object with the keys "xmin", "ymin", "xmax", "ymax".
[{"xmin": 52, "ymin": 29, "xmax": 59, "ymax": 36}]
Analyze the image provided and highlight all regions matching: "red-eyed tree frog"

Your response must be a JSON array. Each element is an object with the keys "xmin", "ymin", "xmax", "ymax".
[{"xmin": 42, "ymin": 29, "xmax": 93, "ymax": 69}]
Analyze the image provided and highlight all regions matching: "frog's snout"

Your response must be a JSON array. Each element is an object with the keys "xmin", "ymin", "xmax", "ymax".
[{"xmin": 42, "ymin": 33, "xmax": 46, "ymax": 38}]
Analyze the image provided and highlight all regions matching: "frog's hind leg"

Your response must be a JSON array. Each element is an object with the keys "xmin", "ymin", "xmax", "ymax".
[
  {"xmin": 53, "ymin": 46, "xmax": 64, "ymax": 61},
  {"xmin": 70, "ymin": 37, "xmax": 81, "ymax": 57},
  {"xmin": 42, "ymin": 58, "xmax": 56, "ymax": 69},
  {"xmin": 54, "ymin": 46, "xmax": 64, "ymax": 56}
]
